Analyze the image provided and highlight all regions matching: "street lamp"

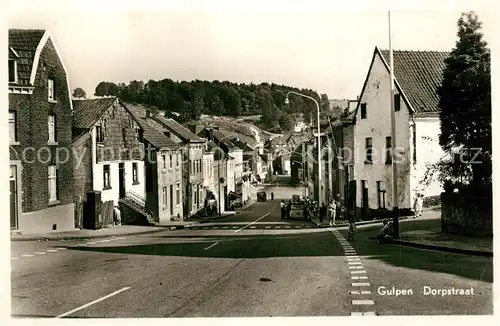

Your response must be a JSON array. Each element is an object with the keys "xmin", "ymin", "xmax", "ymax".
[{"xmin": 285, "ymin": 91, "xmax": 322, "ymax": 207}]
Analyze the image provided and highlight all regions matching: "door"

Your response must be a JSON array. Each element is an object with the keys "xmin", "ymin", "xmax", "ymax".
[
  {"xmin": 361, "ymin": 180, "xmax": 368, "ymax": 217},
  {"xmin": 119, "ymin": 163, "xmax": 125, "ymax": 199},
  {"xmin": 169, "ymin": 185, "xmax": 174, "ymax": 215},
  {"xmin": 10, "ymin": 166, "xmax": 18, "ymax": 229}
]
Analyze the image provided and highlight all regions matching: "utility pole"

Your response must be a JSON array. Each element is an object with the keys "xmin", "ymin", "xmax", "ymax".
[{"xmin": 389, "ymin": 11, "xmax": 399, "ymax": 238}]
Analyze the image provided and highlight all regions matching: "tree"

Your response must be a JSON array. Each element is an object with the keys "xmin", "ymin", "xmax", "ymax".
[
  {"xmin": 278, "ymin": 114, "xmax": 294, "ymax": 132},
  {"xmin": 95, "ymin": 82, "xmax": 119, "ymax": 97},
  {"xmin": 320, "ymin": 93, "xmax": 330, "ymax": 112},
  {"xmin": 210, "ymin": 95, "xmax": 224, "ymax": 116},
  {"xmin": 72, "ymin": 87, "xmax": 86, "ymax": 99},
  {"xmin": 437, "ymin": 12, "xmax": 491, "ymax": 185}
]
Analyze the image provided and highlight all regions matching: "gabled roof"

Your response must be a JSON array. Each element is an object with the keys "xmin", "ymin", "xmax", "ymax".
[
  {"xmin": 355, "ymin": 46, "xmax": 449, "ymax": 117},
  {"xmin": 72, "ymin": 97, "xmax": 119, "ymax": 130},
  {"xmin": 8, "ymin": 29, "xmax": 46, "ymax": 86},
  {"xmin": 151, "ymin": 115, "xmax": 205, "ymax": 143},
  {"xmin": 232, "ymin": 139, "xmax": 254, "ymax": 152},
  {"xmin": 379, "ymin": 49, "xmax": 449, "ymax": 113},
  {"xmin": 212, "ymin": 129, "xmax": 238, "ymax": 150}
]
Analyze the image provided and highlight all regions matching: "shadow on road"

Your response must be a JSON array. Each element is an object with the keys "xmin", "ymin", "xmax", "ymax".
[{"xmin": 66, "ymin": 231, "xmax": 345, "ymax": 259}]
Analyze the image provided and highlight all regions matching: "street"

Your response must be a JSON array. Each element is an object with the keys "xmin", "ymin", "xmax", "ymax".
[{"xmin": 11, "ymin": 183, "xmax": 493, "ymax": 317}]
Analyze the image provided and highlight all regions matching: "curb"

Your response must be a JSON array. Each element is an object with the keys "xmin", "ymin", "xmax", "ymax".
[
  {"xmin": 386, "ymin": 239, "xmax": 493, "ymax": 257},
  {"xmin": 311, "ymin": 218, "xmax": 386, "ymax": 228},
  {"xmin": 10, "ymin": 226, "xmax": 171, "ymax": 242}
]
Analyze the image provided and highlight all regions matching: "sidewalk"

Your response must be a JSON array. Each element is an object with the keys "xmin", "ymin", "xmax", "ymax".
[
  {"xmin": 391, "ymin": 228, "xmax": 493, "ymax": 257},
  {"xmin": 10, "ymin": 224, "xmax": 172, "ymax": 242},
  {"xmin": 189, "ymin": 199, "xmax": 256, "ymax": 223}
]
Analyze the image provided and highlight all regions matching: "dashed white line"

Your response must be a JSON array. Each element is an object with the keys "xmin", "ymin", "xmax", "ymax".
[
  {"xmin": 352, "ymin": 282, "xmax": 370, "ymax": 287},
  {"xmin": 349, "ymin": 266, "xmax": 364, "ymax": 269},
  {"xmin": 348, "ymin": 262, "xmax": 362, "ymax": 265},
  {"xmin": 204, "ymin": 242, "xmax": 219, "ymax": 251},
  {"xmin": 86, "ymin": 242, "xmax": 96, "ymax": 245},
  {"xmin": 11, "ymin": 257, "xmax": 18, "ymax": 260},
  {"xmin": 351, "ymin": 276, "xmax": 369, "ymax": 280},
  {"xmin": 351, "ymin": 312, "xmax": 376, "ymax": 316},
  {"xmin": 21, "ymin": 254, "xmax": 34, "ymax": 257},
  {"xmin": 265, "ymin": 226, "xmax": 271, "ymax": 229},
  {"xmin": 56, "ymin": 247, "xmax": 67, "ymax": 250},
  {"xmin": 54, "ymin": 287, "xmax": 131, "ymax": 318},
  {"xmin": 47, "ymin": 249, "xmax": 58, "ymax": 252},
  {"xmin": 351, "ymin": 270, "xmax": 366, "ymax": 274},
  {"xmin": 352, "ymin": 300, "xmax": 375, "ymax": 305},
  {"xmin": 34, "ymin": 252, "xmax": 46, "ymax": 255}
]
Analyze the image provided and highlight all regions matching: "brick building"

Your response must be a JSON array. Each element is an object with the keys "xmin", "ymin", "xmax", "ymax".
[{"xmin": 9, "ymin": 29, "xmax": 75, "ymax": 233}]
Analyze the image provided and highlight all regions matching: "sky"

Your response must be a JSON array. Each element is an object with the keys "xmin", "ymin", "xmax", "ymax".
[{"xmin": 4, "ymin": 0, "xmax": 497, "ymax": 100}]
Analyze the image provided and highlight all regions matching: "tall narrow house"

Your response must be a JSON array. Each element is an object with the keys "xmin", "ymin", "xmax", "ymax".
[{"xmin": 9, "ymin": 29, "xmax": 75, "ymax": 233}]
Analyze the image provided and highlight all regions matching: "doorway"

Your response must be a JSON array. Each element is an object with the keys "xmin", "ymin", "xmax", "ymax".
[
  {"xmin": 10, "ymin": 165, "xmax": 18, "ymax": 229},
  {"xmin": 169, "ymin": 185, "xmax": 174, "ymax": 215},
  {"xmin": 119, "ymin": 163, "xmax": 125, "ymax": 198},
  {"xmin": 361, "ymin": 180, "xmax": 368, "ymax": 217}
]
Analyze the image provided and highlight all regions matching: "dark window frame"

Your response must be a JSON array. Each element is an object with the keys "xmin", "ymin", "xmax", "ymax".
[
  {"xmin": 365, "ymin": 137, "xmax": 372, "ymax": 163},
  {"xmin": 360, "ymin": 103, "xmax": 367, "ymax": 119},
  {"xmin": 385, "ymin": 136, "xmax": 392, "ymax": 164},
  {"xmin": 394, "ymin": 93, "xmax": 401, "ymax": 111},
  {"xmin": 132, "ymin": 162, "xmax": 139, "ymax": 184},
  {"xmin": 103, "ymin": 164, "xmax": 111, "ymax": 189}
]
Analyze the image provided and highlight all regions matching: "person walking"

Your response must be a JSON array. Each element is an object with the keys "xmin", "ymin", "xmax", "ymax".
[
  {"xmin": 414, "ymin": 193, "xmax": 423, "ymax": 218},
  {"xmin": 280, "ymin": 200, "xmax": 286, "ymax": 219},
  {"xmin": 347, "ymin": 213, "xmax": 357, "ymax": 241},
  {"xmin": 271, "ymin": 192, "xmax": 274, "ymax": 201},
  {"xmin": 328, "ymin": 200, "xmax": 337, "ymax": 226}
]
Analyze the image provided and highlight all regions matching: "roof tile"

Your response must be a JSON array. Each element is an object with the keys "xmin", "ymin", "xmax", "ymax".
[{"xmin": 8, "ymin": 29, "xmax": 46, "ymax": 86}]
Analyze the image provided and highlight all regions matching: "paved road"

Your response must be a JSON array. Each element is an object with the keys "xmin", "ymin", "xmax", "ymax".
[{"xmin": 11, "ymin": 199, "xmax": 492, "ymax": 317}]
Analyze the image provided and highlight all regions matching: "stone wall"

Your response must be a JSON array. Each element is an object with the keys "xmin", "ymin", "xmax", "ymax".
[{"xmin": 441, "ymin": 191, "xmax": 492, "ymax": 236}]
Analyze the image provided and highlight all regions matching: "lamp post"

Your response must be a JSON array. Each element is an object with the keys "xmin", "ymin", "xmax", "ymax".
[
  {"xmin": 285, "ymin": 91, "xmax": 322, "ymax": 207},
  {"xmin": 388, "ymin": 11, "xmax": 399, "ymax": 238},
  {"xmin": 215, "ymin": 133, "xmax": 237, "ymax": 217}
]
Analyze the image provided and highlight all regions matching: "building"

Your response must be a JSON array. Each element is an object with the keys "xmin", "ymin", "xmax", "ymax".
[
  {"xmin": 353, "ymin": 47, "xmax": 448, "ymax": 218},
  {"xmin": 142, "ymin": 112, "xmax": 206, "ymax": 217},
  {"xmin": 138, "ymin": 120, "xmax": 183, "ymax": 224},
  {"xmin": 72, "ymin": 97, "xmax": 149, "ymax": 225},
  {"xmin": 202, "ymin": 141, "xmax": 215, "ymax": 209},
  {"xmin": 207, "ymin": 140, "xmax": 229, "ymax": 213},
  {"xmin": 9, "ymin": 29, "xmax": 75, "ymax": 233}
]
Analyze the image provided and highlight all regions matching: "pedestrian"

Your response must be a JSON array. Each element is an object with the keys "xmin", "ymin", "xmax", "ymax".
[
  {"xmin": 319, "ymin": 203, "xmax": 326, "ymax": 224},
  {"xmin": 369, "ymin": 219, "xmax": 394, "ymax": 243},
  {"xmin": 347, "ymin": 213, "xmax": 356, "ymax": 241},
  {"xmin": 271, "ymin": 192, "xmax": 274, "ymax": 201},
  {"xmin": 414, "ymin": 193, "xmax": 423, "ymax": 218},
  {"xmin": 280, "ymin": 200, "xmax": 286, "ymax": 219},
  {"xmin": 286, "ymin": 200, "xmax": 292, "ymax": 219},
  {"xmin": 328, "ymin": 200, "xmax": 337, "ymax": 226},
  {"xmin": 113, "ymin": 205, "xmax": 121, "ymax": 226}
]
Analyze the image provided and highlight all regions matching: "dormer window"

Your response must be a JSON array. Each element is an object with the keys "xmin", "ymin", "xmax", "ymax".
[
  {"xmin": 8, "ymin": 60, "xmax": 17, "ymax": 83},
  {"xmin": 48, "ymin": 78, "xmax": 55, "ymax": 101}
]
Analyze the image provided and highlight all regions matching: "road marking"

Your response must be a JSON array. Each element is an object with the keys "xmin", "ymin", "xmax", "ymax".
[
  {"xmin": 47, "ymin": 249, "xmax": 58, "ymax": 252},
  {"xmin": 11, "ymin": 257, "xmax": 18, "ymax": 260},
  {"xmin": 54, "ymin": 287, "xmax": 131, "ymax": 318},
  {"xmin": 34, "ymin": 252, "xmax": 46, "ymax": 255},
  {"xmin": 223, "ymin": 227, "xmax": 229, "ymax": 229},
  {"xmin": 350, "ymin": 291, "xmax": 372, "ymax": 295},
  {"xmin": 352, "ymin": 300, "xmax": 375, "ymax": 305},
  {"xmin": 204, "ymin": 242, "xmax": 219, "ymax": 251},
  {"xmin": 265, "ymin": 226, "xmax": 271, "ymax": 229},
  {"xmin": 101, "ymin": 239, "xmax": 112, "ymax": 242},
  {"xmin": 232, "ymin": 226, "xmax": 238, "ymax": 229},
  {"xmin": 294, "ymin": 226, "xmax": 301, "ymax": 228},
  {"xmin": 86, "ymin": 242, "xmax": 96, "ymax": 245},
  {"xmin": 351, "ymin": 276, "xmax": 369, "ymax": 280},
  {"xmin": 345, "ymin": 253, "xmax": 357, "ymax": 256},
  {"xmin": 285, "ymin": 226, "xmax": 291, "ymax": 229},
  {"xmin": 56, "ymin": 247, "xmax": 67, "ymax": 250},
  {"xmin": 250, "ymin": 226, "xmax": 256, "ymax": 229},
  {"xmin": 351, "ymin": 311, "xmax": 376, "ymax": 316},
  {"xmin": 347, "ymin": 258, "xmax": 360, "ymax": 261},
  {"xmin": 275, "ymin": 226, "xmax": 281, "ymax": 229},
  {"xmin": 349, "ymin": 266, "xmax": 364, "ymax": 269},
  {"xmin": 351, "ymin": 270, "xmax": 366, "ymax": 274},
  {"xmin": 352, "ymin": 282, "xmax": 370, "ymax": 287},
  {"xmin": 235, "ymin": 212, "xmax": 271, "ymax": 233},
  {"xmin": 348, "ymin": 262, "xmax": 362, "ymax": 265},
  {"xmin": 21, "ymin": 254, "xmax": 34, "ymax": 257}
]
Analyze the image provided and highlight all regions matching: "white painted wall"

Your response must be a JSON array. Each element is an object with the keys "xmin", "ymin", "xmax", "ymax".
[
  {"xmin": 409, "ymin": 117, "xmax": 444, "ymax": 204},
  {"xmin": 91, "ymin": 125, "xmax": 145, "ymax": 205},
  {"xmin": 354, "ymin": 52, "xmax": 412, "ymax": 211}
]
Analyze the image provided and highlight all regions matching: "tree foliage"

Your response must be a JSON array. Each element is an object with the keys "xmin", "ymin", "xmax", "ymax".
[
  {"xmin": 72, "ymin": 87, "xmax": 87, "ymax": 99},
  {"xmin": 93, "ymin": 78, "xmax": 324, "ymax": 131},
  {"xmin": 437, "ymin": 11, "xmax": 491, "ymax": 185}
]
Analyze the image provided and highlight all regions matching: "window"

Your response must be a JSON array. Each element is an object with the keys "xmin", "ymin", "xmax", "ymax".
[
  {"xmin": 360, "ymin": 103, "xmax": 367, "ymax": 119},
  {"xmin": 9, "ymin": 111, "xmax": 17, "ymax": 142},
  {"xmin": 96, "ymin": 125, "xmax": 103, "ymax": 143},
  {"xmin": 132, "ymin": 162, "xmax": 139, "ymax": 184},
  {"xmin": 176, "ymin": 183, "xmax": 180, "ymax": 205},
  {"xmin": 394, "ymin": 93, "xmax": 401, "ymax": 111},
  {"xmin": 48, "ymin": 165, "xmax": 58, "ymax": 202},
  {"xmin": 9, "ymin": 60, "xmax": 17, "ymax": 83},
  {"xmin": 103, "ymin": 165, "xmax": 111, "ymax": 189},
  {"xmin": 176, "ymin": 154, "xmax": 179, "ymax": 167},
  {"xmin": 48, "ymin": 115, "xmax": 56, "ymax": 143},
  {"xmin": 162, "ymin": 154, "xmax": 166, "ymax": 170},
  {"xmin": 163, "ymin": 187, "xmax": 167, "ymax": 210},
  {"xmin": 365, "ymin": 138, "xmax": 372, "ymax": 163},
  {"xmin": 193, "ymin": 185, "xmax": 197, "ymax": 205},
  {"xmin": 386, "ymin": 136, "xmax": 392, "ymax": 164},
  {"xmin": 377, "ymin": 181, "xmax": 386, "ymax": 209},
  {"xmin": 48, "ymin": 78, "xmax": 55, "ymax": 101},
  {"xmin": 169, "ymin": 154, "xmax": 173, "ymax": 168}
]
